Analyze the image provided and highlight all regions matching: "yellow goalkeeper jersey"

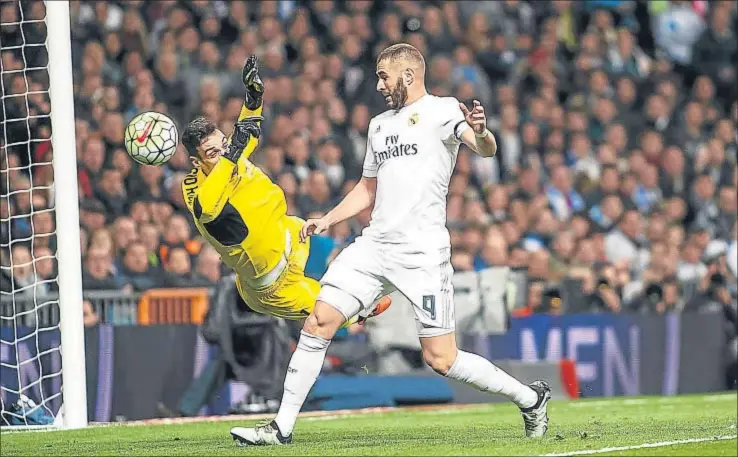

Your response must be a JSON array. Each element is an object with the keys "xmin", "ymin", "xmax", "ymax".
[{"xmin": 181, "ymin": 103, "xmax": 290, "ymax": 281}]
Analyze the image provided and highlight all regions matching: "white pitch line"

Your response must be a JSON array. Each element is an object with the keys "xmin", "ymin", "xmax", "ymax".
[
  {"xmin": 568, "ymin": 394, "xmax": 736, "ymax": 409},
  {"xmin": 703, "ymin": 393, "xmax": 738, "ymax": 402},
  {"xmin": 542, "ymin": 435, "xmax": 737, "ymax": 456}
]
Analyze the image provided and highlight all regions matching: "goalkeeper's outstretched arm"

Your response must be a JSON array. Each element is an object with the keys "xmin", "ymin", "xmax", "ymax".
[
  {"xmin": 190, "ymin": 55, "xmax": 266, "ymax": 220},
  {"xmin": 232, "ymin": 55, "xmax": 265, "ymax": 163}
]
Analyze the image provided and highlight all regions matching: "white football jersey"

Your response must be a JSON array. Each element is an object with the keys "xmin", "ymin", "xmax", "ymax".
[{"xmin": 361, "ymin": 94, "xmax": 470, "ymax": 247}]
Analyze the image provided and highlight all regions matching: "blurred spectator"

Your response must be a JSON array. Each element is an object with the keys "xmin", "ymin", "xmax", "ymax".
[
  {"xmin": 120, "ymin": 241, "xmax": 164, "ymax": 291},
  {"xmin": 163, "ymin": 247, "xmax": 211, "ymax": 287},
  {"xmin": 33, "ymin": 246, "xmax": 57, "ymax": 293},
  {"xmin": 158, "ymin": 213, "xmax": 201, "ymax": 265},
  {"xmin": 605, "ymin": 209, "xmax": 648, "ymax": 270},
  {"xmin": 692, "ymin": 3, "xmax": 737, "ymax": 99},
  {"xmin": 2, "ymin": 246, "xmax": 35, "ymax": 296},
  {"xmin": 546, "ymin": 166, "xmax": 585, "ymax": 221},
  {"xmin": 97, "ymin": 168, "xmax": 128, "ymax": 219},
  {"xmin": 83, "ymin": 299, "xmax": 100, "ymax": 327},
  {"xmin": 193, "ymin": 246, "xmax": 223, "ymax": 286},
  {"xmin": 89, "ymin": 227, "xmax": 115, "ymax": 256},
  {"xmin": 549, "ymin": 231, "xmax": 576, "ymax": 280},
  {"xmin": 138, "ymin": 222, "xmax": 162, "ymax": 267},
  {"xmin": 82, "ymin": 246, "xmax": 130, "ymax": 292},
  {"xmin": 112, "ymin": 216, "xmax": 138, "ymax": 257},
  {"xmin": 80, "ymin": 199, "xmax": 109, "ymax": 231},
  {"xmin": 298, "ymin": 171, "xmax": 335, "ymax": 215}
]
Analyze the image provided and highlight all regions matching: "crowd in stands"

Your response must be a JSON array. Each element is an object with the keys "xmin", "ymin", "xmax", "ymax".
[{"xmin": 1, "ymin": 0, "xmax": 736, "ymax": 321}]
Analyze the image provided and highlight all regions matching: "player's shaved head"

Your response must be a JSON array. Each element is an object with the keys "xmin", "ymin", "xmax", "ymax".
[{"xmin": 376, "ymin": 43, "xmax": 426, "ymax": 76}]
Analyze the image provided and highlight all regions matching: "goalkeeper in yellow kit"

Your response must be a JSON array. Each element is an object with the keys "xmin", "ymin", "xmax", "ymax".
[{"xmin": 180, "ymin": 56, "xmax": 390, "ymax": 323}]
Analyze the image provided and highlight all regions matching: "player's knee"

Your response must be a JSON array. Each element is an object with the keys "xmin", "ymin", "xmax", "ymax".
[
  {"xmin": 420, "ymin": 333, "xmax": 458, "ymax": 375},
  {"xmin": 302, "ymin": 301, "xmax": 344, "ymax": 340},
  {"xmin": 302, "ymin": 313, "xmax": 322, "ymax": 335},
  {"xmin": 422, "ymin": 349, "xmax": 456, "ymax": 375}
]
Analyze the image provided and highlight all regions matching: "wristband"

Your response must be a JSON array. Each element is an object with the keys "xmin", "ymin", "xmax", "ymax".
[{"xmin": 475, "ymin": 129, "xmax": 489, "ymax": 139}]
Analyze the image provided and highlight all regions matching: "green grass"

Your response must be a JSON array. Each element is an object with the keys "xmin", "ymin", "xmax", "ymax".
[{"xmin": 1, "ymin": 393, "xmax": 736, "ymax": 456}]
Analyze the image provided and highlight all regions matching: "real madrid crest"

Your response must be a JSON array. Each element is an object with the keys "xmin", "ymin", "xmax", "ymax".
[{"xmin": 408, "ymin": 113, "xmax": 419, "ymax": 126}]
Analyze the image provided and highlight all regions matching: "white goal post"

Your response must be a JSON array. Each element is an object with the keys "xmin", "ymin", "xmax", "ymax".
[
  {"xmin": 1, "ymin": 0, "xmax": 87, "ymax": 429},
  {"xmin": 46, "ymin": 0, "xmax": 88, "ymax": 430}
]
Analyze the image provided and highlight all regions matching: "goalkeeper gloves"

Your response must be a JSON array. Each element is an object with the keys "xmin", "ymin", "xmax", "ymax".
[
  {"xmin": 242, "ymin": 55, "xmax": 264, "ymax": 110},
  {"xmin": 223, "ymin": 116, "xmax": 263, "ymax": 164}
]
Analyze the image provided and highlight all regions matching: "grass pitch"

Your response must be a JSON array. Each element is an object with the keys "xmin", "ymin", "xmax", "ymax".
[{"xmin": 1, "ymin": 393, "xmax": 736, "ymax": 456}]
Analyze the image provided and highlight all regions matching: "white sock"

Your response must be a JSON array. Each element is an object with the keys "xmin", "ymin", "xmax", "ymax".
[
  {"xmin": 445, "ymin": 350, "xmax": 538, "ymax": 409},
  {"xmin": 273, "ymin": 330, "xmax": 330, "ymax": 436}
]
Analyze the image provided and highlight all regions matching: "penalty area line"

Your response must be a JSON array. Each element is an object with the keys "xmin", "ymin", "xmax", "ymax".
[{"xmin": 542, "ymin": 435, "xmax": 737, "ymax": 456}]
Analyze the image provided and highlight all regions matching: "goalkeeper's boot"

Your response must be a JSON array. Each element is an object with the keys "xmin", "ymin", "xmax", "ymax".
[
  {"xmin": 357, "ymin": 295, "xmax": 392, "ymax": 324},
  {"xmin": 520, "ymin": 380, "xmax": 552, "ymax": 438},
  {"xmin": 231, "ymin": 420, "xmax": 291, "ymax": 446}
]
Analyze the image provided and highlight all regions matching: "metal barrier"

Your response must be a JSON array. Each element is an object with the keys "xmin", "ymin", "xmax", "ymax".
[
  {"xmin": 86, "ymin": 290, "xmax": 140, "ymax": 325},
  {"xmin": 137, "ymin": 288, "xmax": 210, "ymax": 325},
  {"xmin": 0, "ymin": 293, "xmax": 60, "ymax": 328},
  {"xmin": 0, "ymin": 288, "xmax": 214, "ymax": 326}
]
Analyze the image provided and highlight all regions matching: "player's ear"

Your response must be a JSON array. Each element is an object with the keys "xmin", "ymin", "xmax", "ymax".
[{"xmin": 404, "ymin": 68, "xmax": 414, "ymax": 86}]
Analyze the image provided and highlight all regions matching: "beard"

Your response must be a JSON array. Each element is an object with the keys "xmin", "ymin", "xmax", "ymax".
[{"xmin": 388, "ymin": 77, "xmax": 408, "ymax": 110}]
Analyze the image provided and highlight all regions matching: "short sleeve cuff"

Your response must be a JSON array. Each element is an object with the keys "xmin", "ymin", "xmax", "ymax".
[
  {"xmin": 362, "ymin": 167, "xmax": 378, "ymax": 178},
  {"xmin": 454, "ymin": 120, "xmax": 470, "ymax": 140}
]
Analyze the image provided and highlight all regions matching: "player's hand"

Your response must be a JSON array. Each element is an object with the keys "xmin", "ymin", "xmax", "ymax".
[
  {"xmin": 300, "ymin": 218, "xmax": 330, "ymax": 243},
  {"xmin": 223, "ymin": 116, "xmax": 263, "ymax": 163},
  {"xmin": 232, "ymin": 116, "xmax": 263, "ymax": 147},
  {"xmin": 459, "ymin": 100, "xmax": 487, "ymax": 135},
  {"xmin": 242, "ymin": 55, "xmax": 264, "ymax": 108}
]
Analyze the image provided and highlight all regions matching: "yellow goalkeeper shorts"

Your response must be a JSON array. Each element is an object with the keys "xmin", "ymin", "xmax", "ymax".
[{"xmin": 235, "ymin": 216, "xmax": 319, "ymax": 321}]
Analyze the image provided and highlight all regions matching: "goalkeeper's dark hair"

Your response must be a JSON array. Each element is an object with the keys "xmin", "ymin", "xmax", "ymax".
[{"xmin": 182, "ymin": 116, "xmax": 217, "ymax": 157}]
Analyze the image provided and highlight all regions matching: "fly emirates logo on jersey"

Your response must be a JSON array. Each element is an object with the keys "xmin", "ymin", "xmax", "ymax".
[{"xmin": 373, "ymin": 133, "xmax": 419, "ymax": 165}]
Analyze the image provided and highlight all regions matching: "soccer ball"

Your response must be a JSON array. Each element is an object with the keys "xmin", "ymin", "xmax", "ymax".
[{"xmin": 124, "ymin": 111, "xmax": 178, "ymax": 166}]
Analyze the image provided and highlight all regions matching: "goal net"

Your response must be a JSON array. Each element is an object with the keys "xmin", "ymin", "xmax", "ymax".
[{"xmin": 1, "ymin": 0, "xmax": 87, "ymax": 429}]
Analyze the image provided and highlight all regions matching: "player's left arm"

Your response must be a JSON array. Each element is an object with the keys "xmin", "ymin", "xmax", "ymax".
[
  {"xmin": 230, "ymin": 55, "xmax": 265, "ymax": 163},
  {"xmin": 459, "ymin": 100, "xmax": 497, "ymax": 158}
]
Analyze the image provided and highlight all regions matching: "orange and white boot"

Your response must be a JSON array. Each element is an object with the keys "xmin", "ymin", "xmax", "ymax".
[{"xmin": 357, "ymin": 295, "xmax": 392, "ymax": 324}]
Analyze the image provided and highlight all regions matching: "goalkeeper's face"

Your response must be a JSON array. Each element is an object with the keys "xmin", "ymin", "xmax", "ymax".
[{"xmin": 193, "ymin": 129, "xmax": 227, "ymax": 172}]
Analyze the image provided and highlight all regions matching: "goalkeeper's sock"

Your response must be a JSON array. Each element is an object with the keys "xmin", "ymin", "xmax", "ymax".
[
  {"xmin": 445, "ymin": 350, "xmax": 538, "ymax": 409},
  {"xmin": 273, "ymin": 330, "xmax": 330, "ymax": 436}
]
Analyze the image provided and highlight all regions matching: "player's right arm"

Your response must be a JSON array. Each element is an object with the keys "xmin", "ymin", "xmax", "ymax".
[
  {"xmin": 300, "ymin": 176, "xmax": 377, "ymax": 241},
  {"xmin": 300, "ymin": 120, "xmax": 379, "ymax": 241}
]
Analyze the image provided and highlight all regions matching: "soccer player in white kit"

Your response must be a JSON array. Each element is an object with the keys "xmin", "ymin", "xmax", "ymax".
[{"xmin": 231, "ymin": 44, "xmax": 551, "ymax": 446}]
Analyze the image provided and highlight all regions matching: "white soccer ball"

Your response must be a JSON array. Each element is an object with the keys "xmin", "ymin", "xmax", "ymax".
[{"xmin": 124, "ymin": 111, "xmax": 178, "ymax": 166}]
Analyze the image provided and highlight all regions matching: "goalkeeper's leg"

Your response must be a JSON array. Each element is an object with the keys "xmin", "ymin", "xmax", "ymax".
[{"xmin": 236, "ymin": 273, "xmax": 391, "ymax": 326}]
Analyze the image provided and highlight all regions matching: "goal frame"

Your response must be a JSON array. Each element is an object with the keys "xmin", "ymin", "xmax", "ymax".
[{"xmin": 45, "ymin": 0, "xmax": 88, "ymax": 429}]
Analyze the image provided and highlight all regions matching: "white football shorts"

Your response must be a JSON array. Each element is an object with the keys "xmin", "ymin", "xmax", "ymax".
[{"xmin": 318, "ymin": 236, "xmax": 455, "ymax": 338}]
